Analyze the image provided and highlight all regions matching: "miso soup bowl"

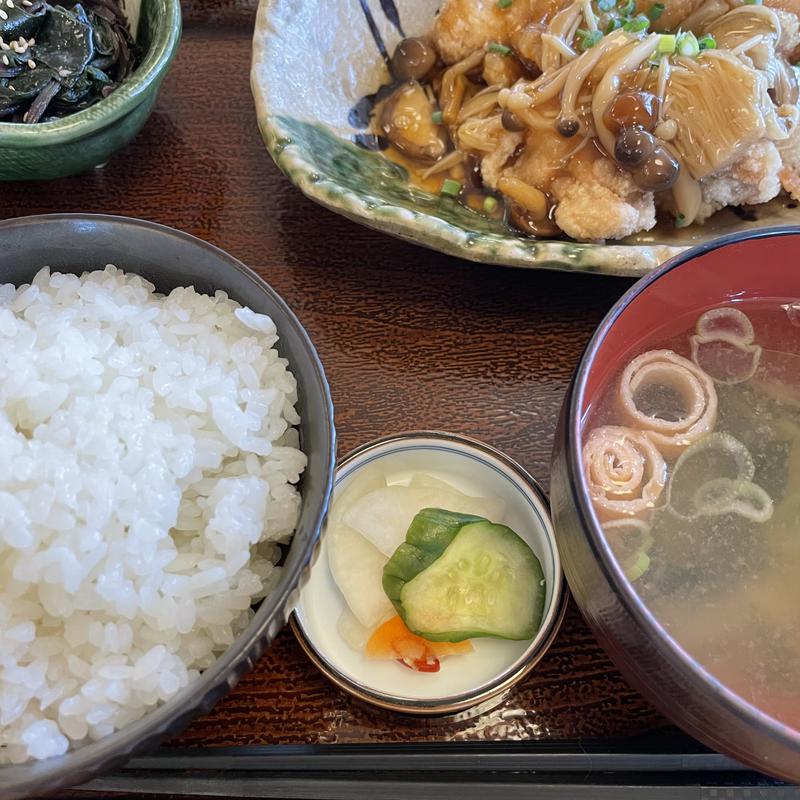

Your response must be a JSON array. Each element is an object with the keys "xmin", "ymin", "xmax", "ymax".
[{"xmin": 550, "ymin": 226, "xmax": 800, "ymax": 782}]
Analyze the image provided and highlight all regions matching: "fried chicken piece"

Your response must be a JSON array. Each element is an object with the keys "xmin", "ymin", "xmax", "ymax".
[
  {"xmin": 479, "ymin": 132, "xmax": 525, "ymax": 188},
  {"xmin": 766, "ymin": 0, "xmax": 800, "ymax": 57},
  {"xmin": 432, "ymin": 0, "xmax": 533, "ymax": 63},
  {"xmin": 506, "ymin": 130, "xmax": 655, "ymax": 240},
  {"xmin": 550, "ymin": 158, "xmax": 657, "ymax": 240},
  {"xmin": 778, "ymin": 123, "xmax": 800, "ymax": 199},
  {"xmin": 773, "ymin": 8, "xmax": 800, "ymax": 56},
  {"xmin": 482, "ymin": 51, "xmax": 524, "ymax": 86},
  {"xmin": 696, "ymin": 140, "xmax": 783, "ymax": 223}
]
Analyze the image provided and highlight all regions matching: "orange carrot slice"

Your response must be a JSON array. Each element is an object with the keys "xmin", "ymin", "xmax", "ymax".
[{"xmin": 365, "ymin": 615, "xmax": 472, "ymax": 672}]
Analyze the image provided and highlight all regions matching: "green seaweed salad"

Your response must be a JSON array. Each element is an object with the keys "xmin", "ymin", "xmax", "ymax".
[{"xmin": 0, "ymin": 0, "xmax": 135, "ymax": 123}]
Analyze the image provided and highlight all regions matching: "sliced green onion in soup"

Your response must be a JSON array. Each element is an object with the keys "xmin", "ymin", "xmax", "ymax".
[
  {"xmin": 602, "ymin": 518, "xmax": 654, "ymax": 581},
  {"xmin": 665, "ymin": 432, "xmax": 756, "ymax": 519},
  {"xmin": 692, "ymin": 478, "xmax": 774, "ymax": 523},
  {"xmin": 625, "ymin": 551, "xmax": 651, "ymax": 581}
]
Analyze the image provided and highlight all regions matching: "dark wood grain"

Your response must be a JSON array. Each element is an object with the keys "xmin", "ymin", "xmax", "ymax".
[{"xmin": 3, "ymin": 2, "xmax": 671, "ymax": 759}]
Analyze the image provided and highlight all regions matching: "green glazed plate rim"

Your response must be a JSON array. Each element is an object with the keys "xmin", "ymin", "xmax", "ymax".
[
  {"xmin": 0, "ymin": 0, "xmax": 181, "ymax": 145},
  {"xmin": 250, "ymin": 0, "xmax": 691, "ymax": 278}
]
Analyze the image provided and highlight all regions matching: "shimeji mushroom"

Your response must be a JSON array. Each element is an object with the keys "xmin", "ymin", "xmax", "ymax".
[{"xmin": 379, "ymin": 81, "xmax": 449, "ymax": 163}]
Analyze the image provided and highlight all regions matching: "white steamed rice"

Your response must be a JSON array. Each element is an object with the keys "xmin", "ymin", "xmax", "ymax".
[{"xmin": 0, "ymin": 266, "xmax": 307, "ymax": 763}]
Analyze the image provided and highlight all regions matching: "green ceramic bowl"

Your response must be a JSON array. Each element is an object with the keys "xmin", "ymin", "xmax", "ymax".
[{"xmin": 0, "ymin": 0, "xmax": 181, "ymax": 181}]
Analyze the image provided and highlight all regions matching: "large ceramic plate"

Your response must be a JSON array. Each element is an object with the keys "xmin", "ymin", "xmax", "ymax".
[{"xmin": 251, "ymin": 0, "xmax": 800, "ymax": 277}]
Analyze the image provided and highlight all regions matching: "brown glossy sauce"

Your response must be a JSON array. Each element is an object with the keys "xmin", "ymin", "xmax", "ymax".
[{"xmin": 369, "ymin": 88, "xmax": 578, "ymax": 231}]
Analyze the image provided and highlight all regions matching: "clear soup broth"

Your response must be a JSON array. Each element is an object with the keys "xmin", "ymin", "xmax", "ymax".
[{"xmin": 583, "ymin": 298, "xmax": 800, "ymax": 729}]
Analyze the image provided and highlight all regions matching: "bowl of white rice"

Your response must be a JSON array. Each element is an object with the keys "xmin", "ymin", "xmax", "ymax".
[{"xmin": 0, "ymin": 214, "xmax": 335, "ymax": 799}]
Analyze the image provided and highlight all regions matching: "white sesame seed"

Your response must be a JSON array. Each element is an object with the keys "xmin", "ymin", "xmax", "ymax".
[
  {"xmin": 22, "ymin": 0, "xmax": 30, "ymax": 5},
  {"xmin": 27, "ymin": 58, "xmax": 34, "ymax": 68},
  {"xmin": 0, "ymin": 42, "xmax": 8, "ymax": 50},
  {"xmin": 28, "ymin": 37, "xmax": 34, "ymax": 44},
  {"xmin": 1, "ymin": 55, "xmax": 7, "ymax": 65},
  {"xmin": 0, "ymin": 9, "xmax": 8, "ymax": 18},
  {"xmin": 6, "ymin": 1, "xmax": 13, "ymax": 8}
]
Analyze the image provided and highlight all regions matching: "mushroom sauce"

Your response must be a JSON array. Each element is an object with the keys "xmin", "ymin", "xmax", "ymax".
[{"xmin": 358, "ymin": 0, "xmax": 800, "ymax": 242}]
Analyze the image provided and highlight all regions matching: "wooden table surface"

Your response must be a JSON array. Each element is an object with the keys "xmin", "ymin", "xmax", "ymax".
[{"xmin": 3, "ymin": 0, "xmax": 671, "ymax": 758}]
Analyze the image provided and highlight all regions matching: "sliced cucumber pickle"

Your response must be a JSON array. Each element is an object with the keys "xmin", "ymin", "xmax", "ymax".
[{"xmin": 383, "ymin": 508, "xmax": 545, "ymax": 642}]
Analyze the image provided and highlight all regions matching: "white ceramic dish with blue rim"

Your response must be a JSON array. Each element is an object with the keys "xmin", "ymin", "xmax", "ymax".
[
  {"xmin": 251, "ymin": 0, "xmax": 800, "ymax": 277},
  {"xmin": 291, "ymin": 431, "xmax": 567, "ymax": 715}
]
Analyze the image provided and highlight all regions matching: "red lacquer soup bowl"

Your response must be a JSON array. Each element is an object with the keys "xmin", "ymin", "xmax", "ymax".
[{"xmin": 551, "ymin": 227, "xmax": 800, "ymax": 781}]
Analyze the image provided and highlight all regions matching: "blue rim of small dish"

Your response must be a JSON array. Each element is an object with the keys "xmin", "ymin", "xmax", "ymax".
[{"xmin": 291, "ymin": 430, "xmax": 568, "ymax": 716}]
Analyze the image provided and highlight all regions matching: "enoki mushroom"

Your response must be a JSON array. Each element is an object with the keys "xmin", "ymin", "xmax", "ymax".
[
  {"xmin": 440, "ymin": 49, "xmax": 486, "ymax": 125},
  {"xmin": 591, "ymin": 34, "xmax": 661, "ymax": 156},
  {"xmin": 557, "ymin": 31, "xmax": 628, "ymax": 136}
]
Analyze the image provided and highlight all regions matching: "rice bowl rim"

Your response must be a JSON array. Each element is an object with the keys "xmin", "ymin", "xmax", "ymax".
[{"xmin": 0, "ymin": 213, "xmax": 336, "ymax": 800}]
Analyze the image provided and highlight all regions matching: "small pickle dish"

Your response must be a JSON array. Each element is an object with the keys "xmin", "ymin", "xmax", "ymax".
[{"xmin": 293, "ymin": 431, "xmax": 567, "ymax": 714}]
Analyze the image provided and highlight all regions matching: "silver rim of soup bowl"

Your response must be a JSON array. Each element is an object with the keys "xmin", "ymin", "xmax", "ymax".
[
  {"xmin": 561, "ymin": 224, "xmax": 800, "ymax": 778},
  {"xmin": 291, "ymin": 429, "xmax": 569, "ymax": 716}
]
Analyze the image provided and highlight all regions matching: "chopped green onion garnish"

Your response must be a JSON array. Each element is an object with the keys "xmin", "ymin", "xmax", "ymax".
[
  {"xmin": 487, "ymin": 42, "xmax": 513, "ymax": 55},
  {"xmin": 676, "ymin": 30, "xmax": 699, "ymax": 56},
  {"xmin": 498, "ymin": 0, "xmax": 513, "ymax": 8},
  {"xmin": 675, "ymin": 213, "xmax": 687, "ymax": 227},
  {"xmin": 597, "ymin": 0, "xmax": 615, "ymax": 11},
  {"xmin": 441, "ymin": 179, "xmax": 462, "ymax": 197},
  {"xmin": 697, "ymin": 33, "xmax": 716, "ymax": 49},
  {"xmin": 744, "ymin": 0, "xmax": 762, "ymax": 5},
  {"xmin": 623, "ymin": 14, "xmax": 649, "ymax": 31},
  {"xmin": 657, "ymin": 33, "xmax": 676, "ymax": 53},
  {"xmin": 647, "ymin": 1, "xmax": 664, "ymax": 19},
  {"xmin": 577, "ymin": 28, "xmax": 604, "ymax": 49},
  {"xmin": 483, "ymin": 196, "xmax": 499, "ymax": 213},
  {"xmin": 624, "ymin": 551, "xmax": 651, "ymax": 582},
  {"xmin": 431, "ymin": 110, "xmax": 443, "ymax": 124},
  {"xmin": 617, "ymin": 0, "xmax": 636, "ymax": 16},
  {"xmin": 605, "ymin": 16, "xmax": 622, "ymax": 33}
]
